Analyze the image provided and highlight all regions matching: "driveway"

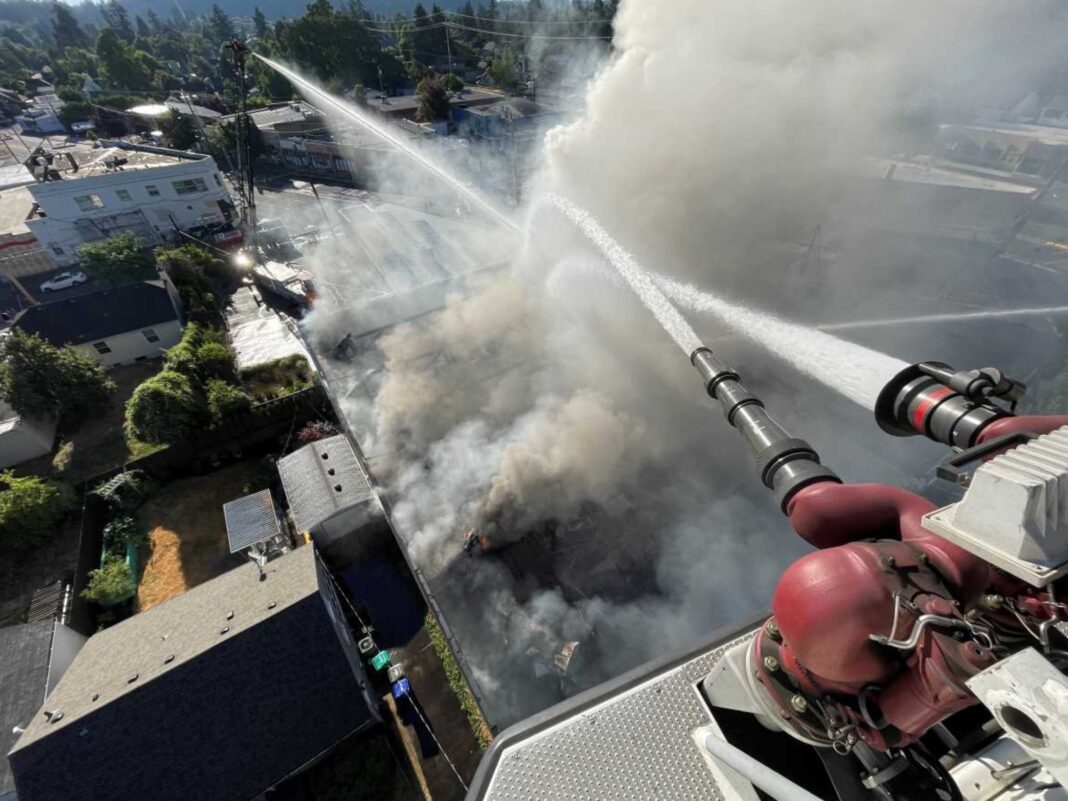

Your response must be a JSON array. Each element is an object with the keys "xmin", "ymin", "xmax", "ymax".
[{"xmin": 27, "ymin": 268, "xmax": 100, "ymax": 303}]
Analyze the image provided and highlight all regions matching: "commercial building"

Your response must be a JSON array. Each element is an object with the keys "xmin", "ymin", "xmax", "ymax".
[
  {"xmin": 22, "ymin": 142, "xmax": 237, "ymax": 266},
  {"xmin": 12, "ymin": 281, "xmax": 183, "ymax": 368},
  {"xmin": 7, "ymin": 547, "xmax": 377, "ymax": 801}
]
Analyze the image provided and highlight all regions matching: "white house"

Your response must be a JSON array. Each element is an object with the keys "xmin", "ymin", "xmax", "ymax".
[
  {"xmin": 12, "ymin": 281, "xmax": 183, "ymax": 368},
  {"xmin": 0, "ymin": 397, "xmax": 55, "ymax": 468},
  {"xmin": 24, "ymin": 142, "xmax": 237, "ymax": 266}
]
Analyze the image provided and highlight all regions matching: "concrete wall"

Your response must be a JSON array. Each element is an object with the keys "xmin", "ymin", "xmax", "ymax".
[
  {"xmin": 74, "ymin": 317, "xmax": 182, "ymax": 368},
  {"xmin": 25, "ymin": 156, "xmax": 232, "ymax": 265}
]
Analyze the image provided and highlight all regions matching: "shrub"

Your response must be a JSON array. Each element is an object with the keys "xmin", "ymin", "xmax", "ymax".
[
  {"xmin": 125, "ymin": 370, "xmax": 202, "ymax": 444},
  {"xmin": 297, "ymin": 421, "xmax": 336, "ymax": 444},
  {"xmin": 162, "ymin": 342, "xmax": 199, "ymax": 377},
  {"xmin": 197, "ymin": 342, "xmax": 235, "ymax": 380},
  {"xmin": 0, "ymin": 472, "xmax": 75, "ymax": 551},
  {"xmin": 103, "ymin": 515, "xmax": 149, "ymax": 551},
  {"xmin": 81, "ymin": 554, "xmax": 135, "ymax": 607},
  {"xmin": 207, "ymin": 379, "xmax": 251, "ymax": 421},
  {"xmin": 240, "ymin": 355, "xmax": 314, "ymax": 401}
]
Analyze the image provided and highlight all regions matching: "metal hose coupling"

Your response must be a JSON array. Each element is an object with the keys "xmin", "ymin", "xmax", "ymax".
[
  {"xmin": 691, "ymin": 348, "xmax": 840, "ymax": 511},
  {"xmin": 875, "ymin": 362, "xmax": 1026, "ymax": 449}
]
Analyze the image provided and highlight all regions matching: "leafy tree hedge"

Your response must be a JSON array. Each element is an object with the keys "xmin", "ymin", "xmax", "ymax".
[
  {"xmin": 124, "ymin": 370, "xmax": 201, "ymax": 444},
  {"xmin": 0, "ymin": 329, "xmax": 114, "ymax": 428},
  {"xmin": 0, "ymin": 471, "xmax": 75, "ymax": 551},
  {"xmin": 207, "ymin": 379, "xmax": 250, "ymax": 420},
  {"xmin": 103, "ymin": 515, "xmax": 149, "ymax": 551}
]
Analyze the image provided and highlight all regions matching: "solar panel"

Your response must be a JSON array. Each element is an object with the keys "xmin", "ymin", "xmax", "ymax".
[{"xmin": 223, "ymin": 489, "xmax": 281, "ymax": 553}]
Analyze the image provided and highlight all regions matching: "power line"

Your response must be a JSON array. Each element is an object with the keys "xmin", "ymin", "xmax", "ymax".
[
  {"xmin": 364, "ymin": 19, "xmax": 611, "ymax": 41},
  {"xmin": 448, "ymin": 20, "xmax": 611, "ymax": 40}
]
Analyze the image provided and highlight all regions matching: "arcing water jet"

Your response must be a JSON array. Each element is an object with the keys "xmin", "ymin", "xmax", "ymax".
[
  {"xmin": 542, "ymin": 193, "xmax": 702, "ymax": 356},
  {"xmin": 655, "ymin": 276, "xmax": 907, "ymax": 410},
  {"xmin": 820, "ymin": 304, "xmax": 1068, "ymax": 332},
  {"xmin": 253, "ymin": 54, "xmax": 520, "ymax": 234}
]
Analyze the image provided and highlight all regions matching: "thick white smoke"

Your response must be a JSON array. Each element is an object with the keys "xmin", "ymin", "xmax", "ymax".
[{"xmin": 291, "ymin": 0, "xmax": 1068, "ymax": 725}]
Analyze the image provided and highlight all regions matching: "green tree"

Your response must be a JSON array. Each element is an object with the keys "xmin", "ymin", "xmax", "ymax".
[
  {"xmin": 208, "ymin": 4, "xmax": 234, "ymax": 43},
  {"xmin": 52, "ymin": 2, "xmax": 88, "ymax": 50},
  {"xmin": 416, "ymin": 72, "xmax": 450, "ymax": 122},
  {"xmin": 101, "ymin": 0, "xmax": 135, "ymax": 43},
  {"xmin": 0, "ymin": 472, "xmax": 74, "ymax": 551},
  {"xmin": 81, "ymin": 554, "xmax": 136, "ymax": 606},
  {"xmin": 253, "ymin": 6, "xmax": 269, "ymax": 40},
  {"xmin": 58, "ymin": 99, "xmax": 93, "ymax": 128},
  {"xmin": 125, "ymin": 370, "xmax": 202, "ymax": 444},
  {"xmin": 280, "ymin": 0, "xmax": 379, "ymax": 85},
  {"xmin": 134, "ymin": 15, "xmax": 151, "ymax": 38},
  {"xmin": 0, "ymin": 330, "xmax": 114, "ymax": 427},
  {"xmin": 207, "ymin": 378, "xmax": 250, "ymax": 420},
  {"xmin": 488, "ymin": 47, "xmax": 516, "ymax": 88},
  {"xmin": 96, "ymin": 27, "xmax": 152, "ymax": 89},
  {"xmin": 77, "ymin": 232, "xmax": 152, "ymax": 283}
]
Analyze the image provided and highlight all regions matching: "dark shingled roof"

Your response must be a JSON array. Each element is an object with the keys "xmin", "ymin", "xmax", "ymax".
[
  {"xmin": 13, "ymin": 282, "xmax": 178, "ymax": 347},
  {"xmin": 8, "ymin": 548, "xmax": 376, "ymax": 801},
  {"xmin": 0, "ymin": 620, "xmax": 52, "ymax": 798}
]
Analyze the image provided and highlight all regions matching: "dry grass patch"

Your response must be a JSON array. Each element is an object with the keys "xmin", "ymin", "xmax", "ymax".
[{"xmin": 136, "ymin": 460, "xmax": 270, "ymax": 611}]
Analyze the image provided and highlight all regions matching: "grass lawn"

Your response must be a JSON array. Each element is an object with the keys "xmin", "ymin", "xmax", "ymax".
[
  {"xmin": 20, "ymin": 361, "xmax": 167, "ymax": 484},
  {"xmin": 136, "ymin": 460, "xmax": 271, "ymax": 612}
]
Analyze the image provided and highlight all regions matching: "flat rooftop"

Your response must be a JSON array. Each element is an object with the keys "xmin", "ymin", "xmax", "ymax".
[
  {"xmin": 72, "ymin": 146, "xmax": 188, "ymax": 178},
  {"xmin": 862, "ymin": 157, "xmax": 1038, "ymax": 194},
  {"xmin": 365, "ymin": 87, "xmax": 500, "ymax": 115},
  {"xmin": 0, "ymin": 185, "xmax": 33, "ymax": 236}
]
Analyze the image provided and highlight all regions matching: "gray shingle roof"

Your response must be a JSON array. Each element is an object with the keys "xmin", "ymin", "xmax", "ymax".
[
  {"xmin": 0, "ymin": 620, "xmax": 52, "ymax": 797},
  {"xmin": 8, "ymin": 548, "xmax": 374, "ymax": 801},
  {"xmin": 13, "ymin": 282, "xmax": 178, "ymax": 347},
  {"xmin": 277, "ymin": 435, "xmax": 375, "ymax": 534}
]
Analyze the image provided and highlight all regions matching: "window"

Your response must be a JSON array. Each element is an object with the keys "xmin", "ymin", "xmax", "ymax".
[
  {"xmin": 146, "ymin": 184, "xmax": 160, "ymax": 197},
  {"xmin": 74, "ymin": 194, "xmax": 104, "ymax": 211},
  {"xmin": 334, "ymin": 157, "xmax": 352, "ymax": 173},
  {"xmin": 142, "ymin": 328, "xmax": 160, "ymax": 343},
  {"xmin": 311, "ymin": 152, "xmax": 331, "ymax": 169},
  {"xmin": 92, "ymin": 341, "xmax": 111, "ymax": 354},
  {"xmin": 172, "ymin": 178, "xmax": 208, "ymax": 195},
  {"xmin": 214, "ymin": 173, "xmax": 222, "ymax": 186},
  {"xmin": 51, "ymin": 244, "xmax": 64, "ymax": 255},
  {"xmin": 116, "ymin": 189, "xmax": 132, "ymax": 202}
]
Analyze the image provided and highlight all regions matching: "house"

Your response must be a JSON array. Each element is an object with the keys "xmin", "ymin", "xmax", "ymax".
[
  {"xmin": 277, "ymin": 435, "xmax": 386, "ymax": 552},
  {"xmin": 164, "ymin": 95, "xmax": 222, "ymax": 124},
  {"xmin": 454, "ymin": 96, "xmax": 558, "ymax": 142},
  {"xmin": 22, "ymin": 141, "xmax": 237, "ymax": 266},
  {"xmin": 12, "ymin": 281, "xmax": 183, "ymax": 368},
  {"xmin": 0, "ymin": 88, "xmax": 23, "ymax": 121},
  {"xmin": 363, "ymin": 86, "xmax": 500, "ymax": 122},
  {"xmin": 7, "ymin": 547, "xmax": 377, "ymax": 801},
  {"xmin": 0, "ymin": 620, "xmax": 85, "ymax": 801},
  {"xmin": 0, "ymin": 397, "xmax": 56, "ymax": 469}
]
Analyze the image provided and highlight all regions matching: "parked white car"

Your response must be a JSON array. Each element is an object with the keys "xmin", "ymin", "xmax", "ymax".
[{"xmin": 39, "ymin": 271, "xmax": 88, "ymax": 293}]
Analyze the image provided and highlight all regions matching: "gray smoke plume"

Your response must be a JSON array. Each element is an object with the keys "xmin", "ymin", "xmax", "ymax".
[{"xmin": 290, "ymin": 0, "xmax": 1068, "ymax": 726}]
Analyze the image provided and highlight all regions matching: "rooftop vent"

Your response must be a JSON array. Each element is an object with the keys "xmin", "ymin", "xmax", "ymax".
[{"xmin": 127, "ymin": 673, "xmax": 138, "ymax": 684}]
